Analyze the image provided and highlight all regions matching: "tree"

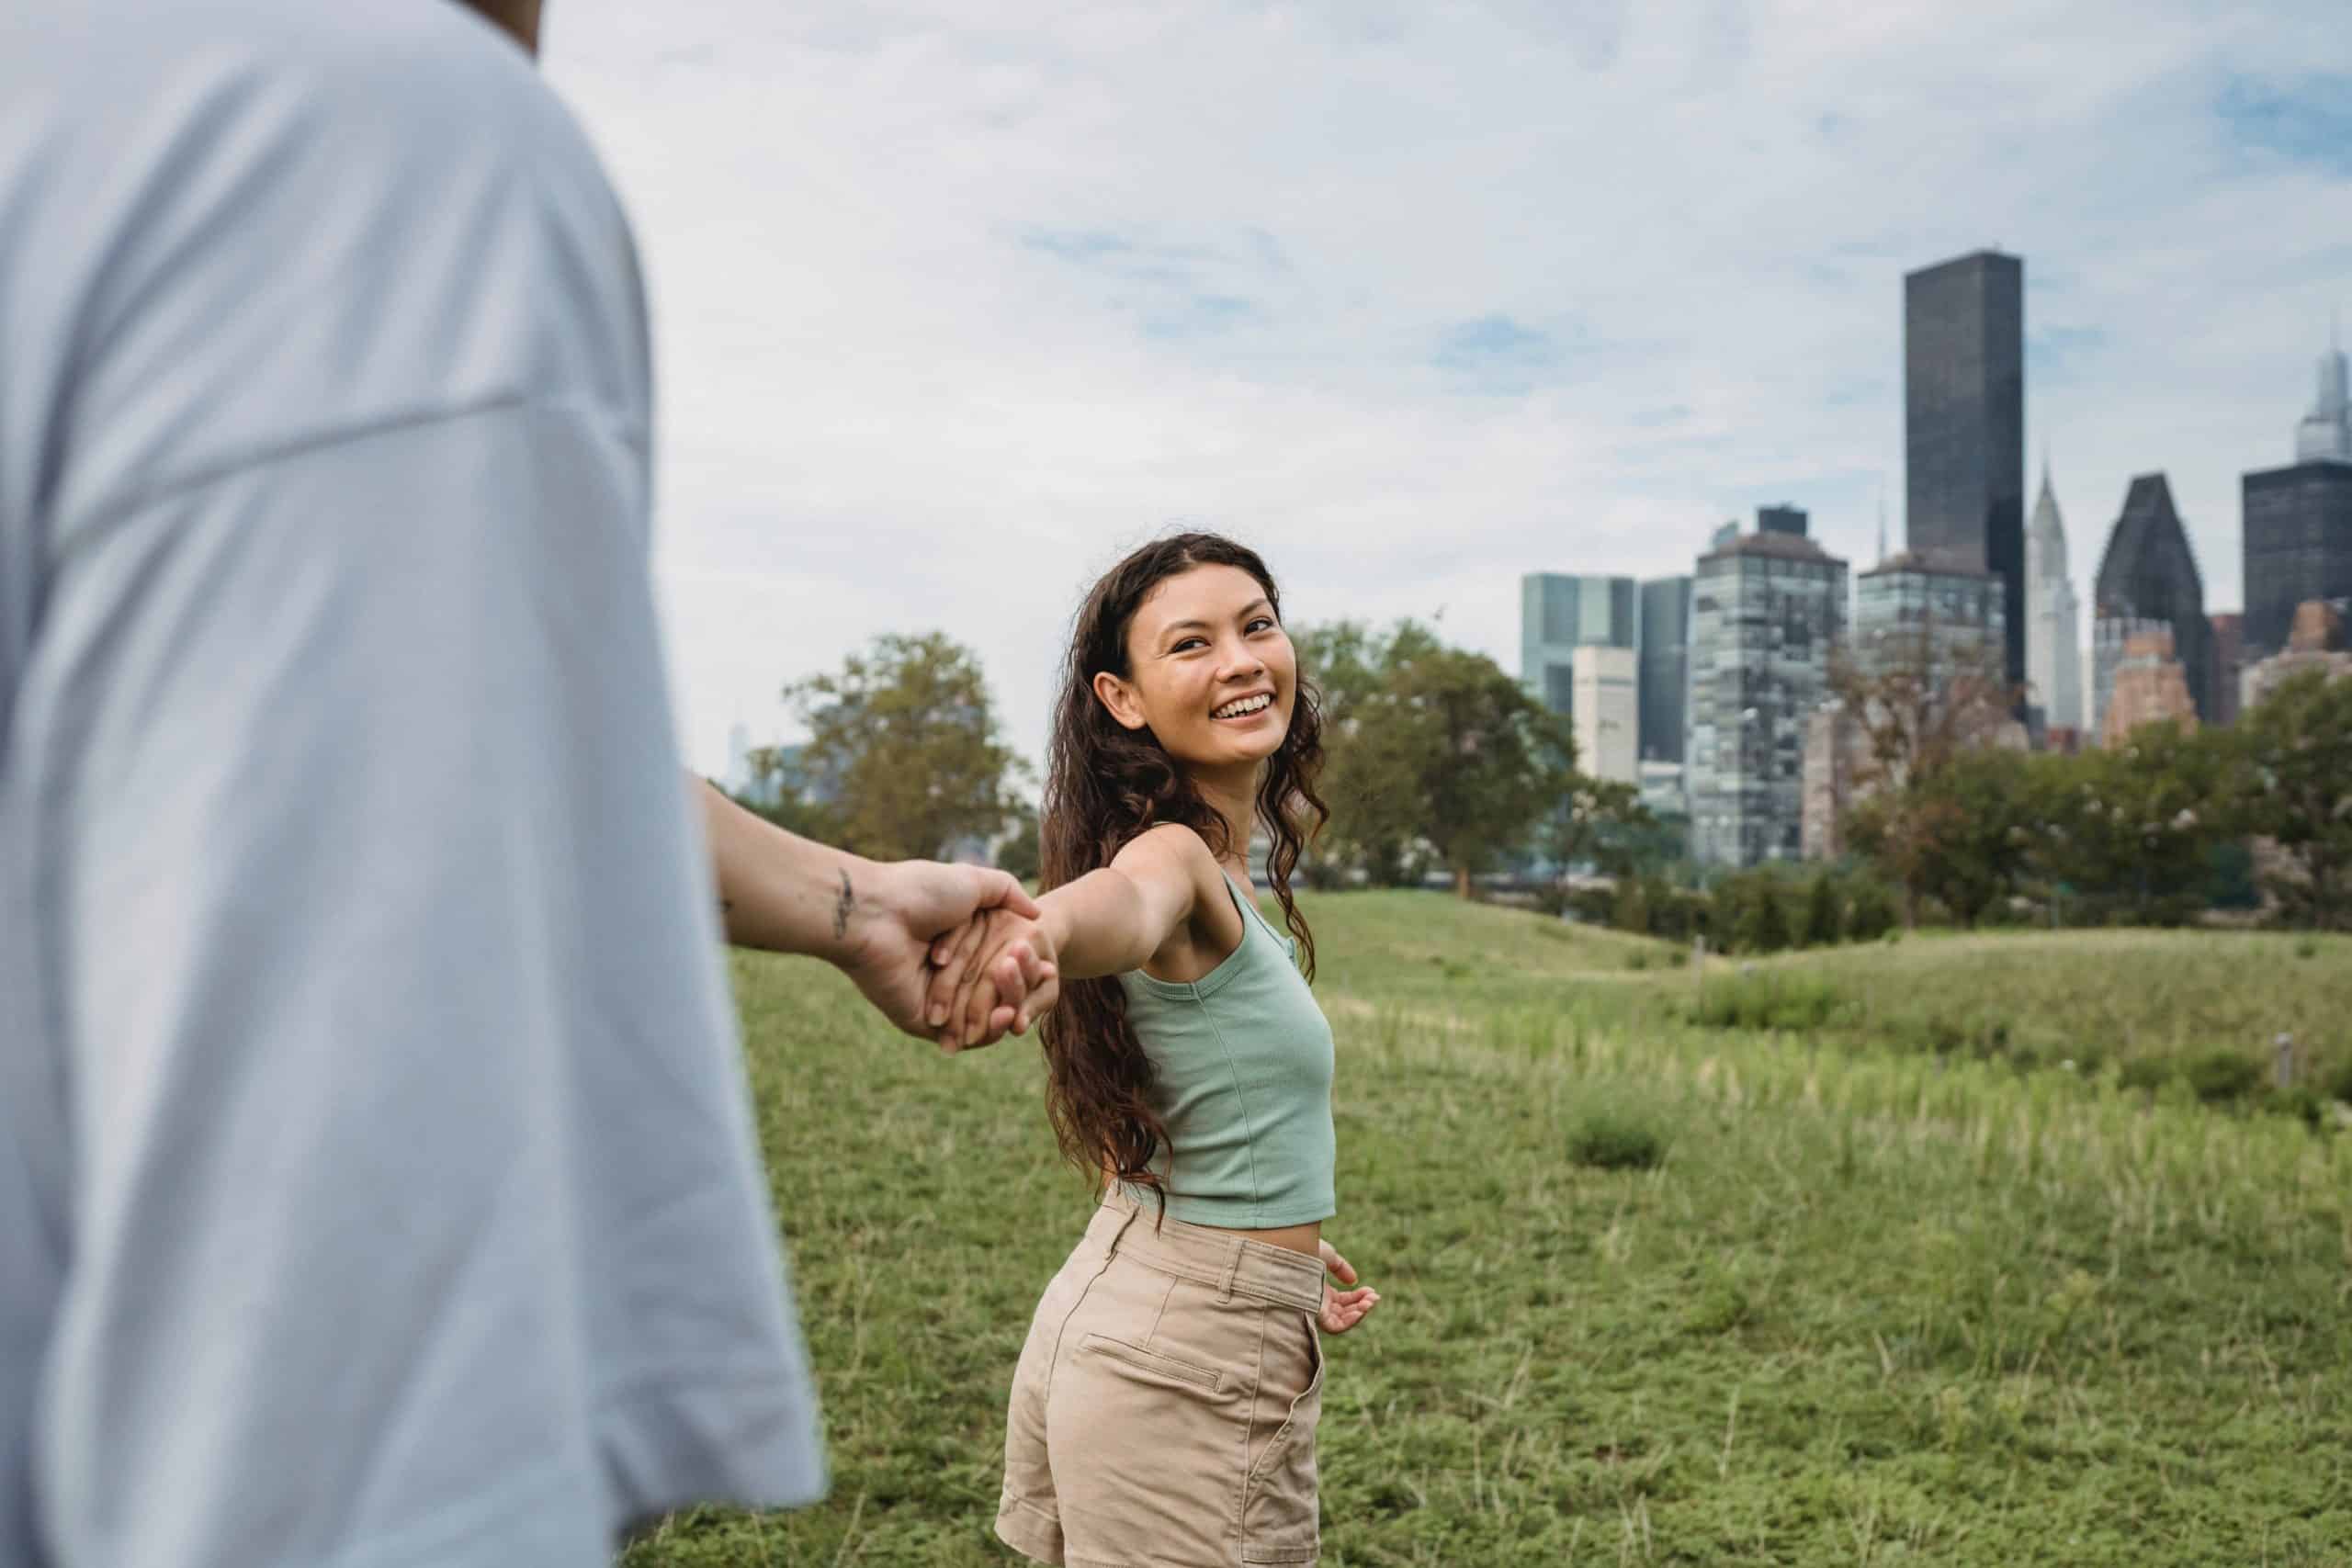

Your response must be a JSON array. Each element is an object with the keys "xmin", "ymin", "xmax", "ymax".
[
  {"xmin": 1828, "ymin": 616, "xmax": 2020, "ymax": 926},
  {"xmin": 1545, "ymin": 775, "xmax": 1656, "ymax": 881},
  {"xmin": 784, "ymin": 631, "xmax": 1029, "ymax": 862},
  {"xmin": 2021, "ymin": 724, "xmax": 2230, "ymax": 927},
  {"xmin": 1300, "ymin": 620, "xmax": 1570, "ymax": 895},
  {"xmin": 2232, "ymin": 668, "xmax": 2352, "ymax": 929},
  {"xmin": 1799, "ymin": 873, "xmax": 1841, "ymax": 948},
  {"xmin": 1736, "ymin": 879, "xmax": 1791, "ymax": 953}
]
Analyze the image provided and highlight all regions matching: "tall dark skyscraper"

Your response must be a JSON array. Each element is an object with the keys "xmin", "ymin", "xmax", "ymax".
[
  {"xmin": 1905, "ymin": 250, "xmax": 2025, "ymax": 692},
  {"xmin": 2242, "ymin": 331, "xmax": 2352, "ymax": 658},
  {"xmin": 2093, "ymin": 473, "xmax": 2214, "ymax": 722}
]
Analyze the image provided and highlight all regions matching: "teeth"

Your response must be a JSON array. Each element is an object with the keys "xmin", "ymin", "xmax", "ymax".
[{"xmin": 1214, "ymin": 694, "xmax": 1271, "ymax": 719}]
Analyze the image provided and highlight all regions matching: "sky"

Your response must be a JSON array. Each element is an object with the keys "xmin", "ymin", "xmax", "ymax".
[{"xmin": 542, "ymin": 0, "xmax": 2352, "ymax": 780}]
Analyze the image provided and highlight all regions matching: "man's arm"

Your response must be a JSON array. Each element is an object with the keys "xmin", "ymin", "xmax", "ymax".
[{"xmin": 696, "ymin": 780, "xmax": 1047, "ymax": 1044}]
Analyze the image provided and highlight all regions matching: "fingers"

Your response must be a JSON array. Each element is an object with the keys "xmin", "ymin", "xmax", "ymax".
[
  {"xmin": 944, "ymin": 910, "xmax": 1001, "ymax": 1045},
  {"xmin": 1317, "ymin": 1241, "xmax": 1358, "ymax": 1286},
  {"xmin": 1320, "ymin": 1285, "xmax": 1381, "ymax": 1335},
  {"xmin": 925, "ymin": 916, "xmax": 989, "ymax": 1031},
  {"xmin": 1012, "ymin": 964, "xmax": 1059, "ymax": 1035}
]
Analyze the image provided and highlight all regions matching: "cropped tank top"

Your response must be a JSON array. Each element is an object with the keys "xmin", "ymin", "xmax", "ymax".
[{"xmin": 1115, "ymin": 875, "xmax": 1337, "ymax": 1228}]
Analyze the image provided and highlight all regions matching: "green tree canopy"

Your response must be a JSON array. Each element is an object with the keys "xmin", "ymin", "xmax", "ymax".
[
  {"xmin": 2232, "ymin": 668, "xmax": 2352, "ymax": 930},
  {"xmin": 784, "ymin": 630, "xmax": 1029, "ymax": 863},
  {"xmin": 1298, "ymin": 620, "xmax": 1573, "ymax": 897}
]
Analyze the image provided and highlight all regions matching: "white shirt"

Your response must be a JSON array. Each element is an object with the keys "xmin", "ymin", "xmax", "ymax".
[{"xmin": 0, "ymin": 4, "xmax": 824, "ymax": 1562}]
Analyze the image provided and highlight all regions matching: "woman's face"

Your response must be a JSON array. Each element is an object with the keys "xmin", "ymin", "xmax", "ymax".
[{"xmin": 1097, "ymin": 563, "xmax": 1297, "ymax": 774}]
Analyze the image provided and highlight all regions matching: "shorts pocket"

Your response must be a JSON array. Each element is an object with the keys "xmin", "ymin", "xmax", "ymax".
[
  {"xmin": 1077, "ymin": 1332, "xmax": 1224, "ymax": 1393},
  {"xmin": 1240, "ymin": 1314, "xmax": 1323, "ymax": 1562}
]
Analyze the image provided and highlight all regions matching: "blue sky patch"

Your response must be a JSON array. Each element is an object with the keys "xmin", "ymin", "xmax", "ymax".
[{"xmin": 2215, "ymin": 74, "xmax": 2352, "ymax": 176}]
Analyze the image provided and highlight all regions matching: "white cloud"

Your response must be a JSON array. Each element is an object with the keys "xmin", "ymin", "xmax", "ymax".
[{"xmin": 545, "ymin": 0, "xmax": 2352, "ymax": 774}]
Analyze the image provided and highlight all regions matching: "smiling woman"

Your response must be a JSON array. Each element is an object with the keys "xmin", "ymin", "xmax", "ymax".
[{"xmin": 918, "ymin": 532, "xmax": 1380, "ymax": 1565}]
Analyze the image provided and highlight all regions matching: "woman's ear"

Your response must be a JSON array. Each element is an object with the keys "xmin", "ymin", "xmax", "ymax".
[{"xmin": 1091, "ymin": 671, "xmax": 1149, "ymax": 732}]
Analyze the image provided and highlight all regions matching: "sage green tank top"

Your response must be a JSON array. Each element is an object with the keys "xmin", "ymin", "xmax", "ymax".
[{"xmin": 1115, "ymin": 875, "xmax": 1337, "ymax": 1228}]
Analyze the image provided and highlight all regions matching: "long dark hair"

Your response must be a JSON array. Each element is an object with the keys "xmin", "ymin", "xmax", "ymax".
[{"xmin": 1037, "ymin": 533, "xmax": 1329, "ymax": 1207}]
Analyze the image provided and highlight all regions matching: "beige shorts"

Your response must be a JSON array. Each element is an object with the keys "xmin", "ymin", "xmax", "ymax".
[{"xmin": 995, "ymin": 1193, "xmax": 1327, "ymax": 1567}]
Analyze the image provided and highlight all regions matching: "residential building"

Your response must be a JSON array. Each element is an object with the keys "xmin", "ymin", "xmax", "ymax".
[
  {"xmin": 2101, "ymin": 626, "xmax": 2199, "ymax": 745},
  {"xmin": 1687, "ymin": 526, "xmax": 1849, "ymax": 867},
  {"xmin": 1571, "ymin": 646, "xmax": 1640, "ymax": 784},
  {"xmin": 2242, "ymin": 599, "xmax": 2352, "ymax": 713},
  {"xmin": 2092, "ymin": 473, "xmax": 2214, "ymax": 724},
  {"xmin": 1804, "ymin": 552, "xmax": 2015, "ymax": 862},
  {"xmin": 2091, "ymin": 613, "xmax": 2168, "ymax": 741},
  {"xmin": 2025, "ymin": 461, "xmax": 2084, "ymax": 733},
  {"xmin": 1852, "ymin": 549, "xmax": 2006, "ymax": 682},
  {"xmin": 1905, "ymin": 249, "xmax": 2027, "ymax": 691},
  {"xmin": 1637, "ymin": 575, "xmax": 1692, "ymax": 763},
  {"xmin": 1520, "ymin": 573, "xmax": 1636, "ymax": 718}
]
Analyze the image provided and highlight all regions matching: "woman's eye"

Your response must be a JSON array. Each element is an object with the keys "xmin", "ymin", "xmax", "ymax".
[
  {"xmin": 1247, "ymin": 618, "xmax": 1275, "ymax": 634},
  {"xmin": 1173, "ymin": 637, "xmax": 1207, "ymax": 653}
]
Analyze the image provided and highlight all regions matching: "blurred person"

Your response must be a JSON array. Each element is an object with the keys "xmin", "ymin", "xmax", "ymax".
[
  {"xmin": 924, "ymin": 535, "xmax": 1382, "ymax": 1565},
  {"xmin": 0, "ymin": 2, "xmax": 1043, "ymax": 1564}
]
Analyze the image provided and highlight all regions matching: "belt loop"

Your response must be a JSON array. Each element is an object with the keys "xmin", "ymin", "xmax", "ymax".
[{"xmin": 1218, "ymin": 1237, "xmax": 1243, "ymax": 1304}]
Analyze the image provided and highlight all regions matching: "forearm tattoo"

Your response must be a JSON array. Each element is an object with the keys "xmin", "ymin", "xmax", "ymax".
[{"xmin": 833, "ymin": 869, "xmax": 854, "ymax": 941}]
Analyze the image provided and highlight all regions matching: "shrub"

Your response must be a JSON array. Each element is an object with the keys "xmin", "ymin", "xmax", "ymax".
[
  {"xmin": 2295, "ymin": 936, "xmax": 2320, "ymax": 960},
  {"xmin": 1739, "ymin": 887, "xmax": 1792, "ymax": 954},
  {"xmin": 2321, "ymin": 1060, "xmax": 2352, "ymax": 1106},
  {"xmin": 2119, "ymin": 1057, "xmax": 2175, "ymax": 1095},
  {"xmin": 1798, "ymin": 874, "xmax": 1842, "ymax": 949},
  {"xmin": 2183, "ymin": 1050, "xmax": 2262, "ymax": 1105},
  {"xmin": 1690, "ymin": 972, "xmax": 1843, "ymax": 1033},
  {"xmin": 1567, "ymin": 1101, "xmax": 1669, "ymax": 1171}
]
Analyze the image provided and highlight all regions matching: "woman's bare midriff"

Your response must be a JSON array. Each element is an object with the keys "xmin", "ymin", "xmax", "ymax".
[{"xmin": 1208, "ymin": 1218, "xmax": 1321, "ymax": 1258}]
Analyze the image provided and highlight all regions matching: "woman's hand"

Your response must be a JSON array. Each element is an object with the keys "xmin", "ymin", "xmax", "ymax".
[
  {"xmin": 925, "ymin": 907, "xmax": 1061, "ymax": 1051},
  {"xmin": 1317, "ymin": 1239, "xmax": 1380, "ymax": 1335}
]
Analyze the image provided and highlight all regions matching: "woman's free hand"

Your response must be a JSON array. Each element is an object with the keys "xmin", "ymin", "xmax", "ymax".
[
  {"xmin": 1317, "ymin": 1239, "xmax": 1380, "ymax": 1335},
  {"xmin": 925, "ymin": 908, "xmax": 1061, "ymax": 1052}
]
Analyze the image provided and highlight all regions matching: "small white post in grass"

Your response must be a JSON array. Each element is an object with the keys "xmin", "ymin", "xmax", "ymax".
[{"xmin": 2275, "ymin": 1032, "xmax": 2296, "ymax": 1091}]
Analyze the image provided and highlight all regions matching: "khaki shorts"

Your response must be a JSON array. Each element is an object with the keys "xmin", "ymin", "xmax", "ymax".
[{"xmin": 995, "ymin": 1193, "xmax": 1327, "ymax": 1567}]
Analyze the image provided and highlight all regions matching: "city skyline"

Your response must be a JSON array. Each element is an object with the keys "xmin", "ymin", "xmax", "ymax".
[{"xmin": 541, "ymin": 2, "xmax": 2352, "ymax": 775}]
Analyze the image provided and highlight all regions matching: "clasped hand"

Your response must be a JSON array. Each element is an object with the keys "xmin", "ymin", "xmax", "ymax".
[{"xmin": 923, "ymin": 907, "xmax": 1062, "ymax": 1052}]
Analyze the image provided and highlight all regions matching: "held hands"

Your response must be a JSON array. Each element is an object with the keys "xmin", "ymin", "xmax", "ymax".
[
  {"xmin": 842, "ymin": 861, "xmax": 1054, "ymax": 1049},
  {"xmin": 1317, "ymin": 1239, "xmax": 1380, "ymax": 1335},
  {"xmin": 924, "ymin": 907, "xmax": 1062, "ymax": 1052}
]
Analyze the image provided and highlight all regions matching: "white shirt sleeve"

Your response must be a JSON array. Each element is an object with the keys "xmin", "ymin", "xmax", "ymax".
[{"xmin": 1, "ymin": 7, "xmax": 823, "ymax": 1564}]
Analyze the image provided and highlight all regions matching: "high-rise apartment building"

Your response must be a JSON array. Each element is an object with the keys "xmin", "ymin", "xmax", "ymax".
[
  {"xmin": 1905, "ymin": 250, "xmax": 2026, "ymax": 692},
  {"xmin": 2101, "ymin": 626, "xmax": 2199, "ymax": 746},
  {"xmin": 2092, "ymin": 473, "xmax": 2213, "ymax": 725},
  {"xmin": 1852, "ymin": 549, "xmax": 2007, "ymax": 682},
  {"xmin": 1571, "ymin": 646, "xmax": 1640, "ymax": 784},
  {"xmin": 1636, "ymin": 575, "xmax": 1692, "ymax": 763},
  {"xmin": 2243, "ymin": 332, "xmax": 2352, "ymax": 659},
  {"xmin": 2025, "ymin": 463, "xmax": 2084, "ymax": 732},
  {"xmin": 1520, "ymin": 573, "xmax": 1636, "ymax": 717},
  {"xmin": 1687, "ymin": 527, "xmax": 1849, "ymax": 867}
]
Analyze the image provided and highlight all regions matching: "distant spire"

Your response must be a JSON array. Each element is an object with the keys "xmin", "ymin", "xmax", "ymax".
[{"xmin": 1875, "ymin": 483, "xmax": 1887, "ymax": 567}]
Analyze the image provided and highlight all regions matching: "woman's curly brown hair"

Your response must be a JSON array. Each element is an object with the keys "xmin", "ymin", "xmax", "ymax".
[{"xmin": 1037, "ymin": 533, "xmax": 1329, "ymax": 1211}]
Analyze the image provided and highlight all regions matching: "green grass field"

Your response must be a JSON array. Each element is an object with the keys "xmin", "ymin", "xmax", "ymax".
[{"xmin": 625, "ymin": 896, "xmax": 2352, "ymax": 1566}]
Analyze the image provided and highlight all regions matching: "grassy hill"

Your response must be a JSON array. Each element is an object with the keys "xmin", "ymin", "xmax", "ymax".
[{"xmin": 626, "ymin": 895, "xmax": 2352, "ymax": 1567}]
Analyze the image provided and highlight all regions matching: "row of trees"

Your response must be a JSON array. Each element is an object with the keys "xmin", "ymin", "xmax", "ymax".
[{"xmin": 1840, "ymin": 667, "xmax": 2352, "ymax": 931}]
